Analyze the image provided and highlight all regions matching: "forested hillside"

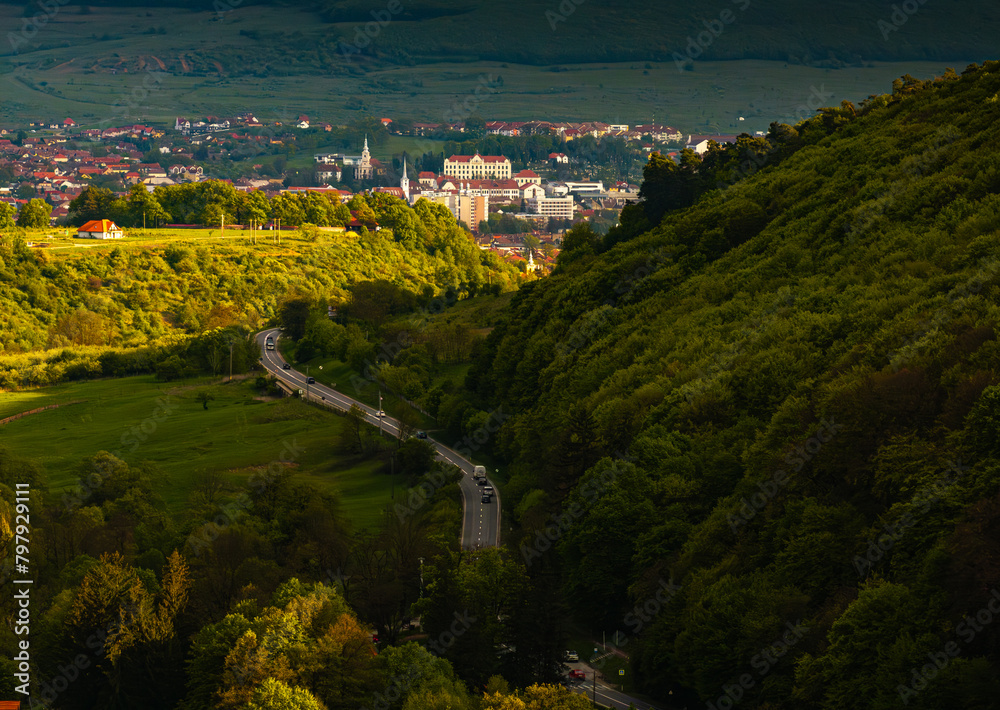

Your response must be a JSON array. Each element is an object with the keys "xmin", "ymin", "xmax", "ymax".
[{"xmin": 465, "ymin": 61, "xmax": 1000, "ymax": 707}]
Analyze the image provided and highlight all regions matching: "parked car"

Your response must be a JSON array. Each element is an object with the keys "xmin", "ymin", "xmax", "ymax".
[
  {"xmin": 565, "ymin": 650, "xmax": 579, "ymax": 662},
  {"xmin": 568, "ymin": 670, "xmax": 586, "ymax": 680}
]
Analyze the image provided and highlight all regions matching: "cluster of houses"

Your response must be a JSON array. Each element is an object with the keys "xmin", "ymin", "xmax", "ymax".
[
  {"xmin": 313, "ymin": 147, "xmax": 640, "ymax": 228},
  {"xmin": 0, "ymin": 108, "xmax": 739, "ymax": 231}
]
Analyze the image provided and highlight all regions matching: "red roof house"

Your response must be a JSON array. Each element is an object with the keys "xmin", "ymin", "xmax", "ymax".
[{"xmin": 77, "ymin": 219, "xmax": 124, "ymax": 240}]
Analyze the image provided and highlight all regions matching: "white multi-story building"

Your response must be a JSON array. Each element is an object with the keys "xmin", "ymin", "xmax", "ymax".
[
  {"xmin": 527, "ymin": 195, "xmax": 574, "ymax": 220},
  {"xmin": 424, "ymin": 193, "xmax": 488, "ymax": 229},
  {"xmin": 443, "ymin": 154, "xmax": 511, "ymax": 180}
]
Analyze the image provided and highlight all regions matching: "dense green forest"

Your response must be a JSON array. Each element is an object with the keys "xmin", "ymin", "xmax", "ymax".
[{"xmin": 447, "ymin": 62, "xmax": 1000, "ymax": 707}]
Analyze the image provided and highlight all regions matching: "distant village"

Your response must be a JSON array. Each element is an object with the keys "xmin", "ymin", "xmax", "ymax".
[{"xmin": 0, "ymin": 112, "xmax": 742, "ymax": 262}]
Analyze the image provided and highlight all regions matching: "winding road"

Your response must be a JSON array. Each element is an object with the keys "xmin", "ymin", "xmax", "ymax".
[{"xmin": 256, "ymin": 328, "xmax": 501, "ymax": 549}]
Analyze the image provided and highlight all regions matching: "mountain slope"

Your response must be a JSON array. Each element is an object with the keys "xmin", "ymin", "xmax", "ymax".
[{"xmin": 467, "ymin": 62, "xmax": 1000, "ymax": 707}]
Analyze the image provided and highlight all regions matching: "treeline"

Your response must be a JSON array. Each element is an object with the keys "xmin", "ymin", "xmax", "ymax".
[
  {"xmin": 0, "ymin": 326, "xmax": 257, "ymax": 390},
  {"xmin": 460, "ymin": 62, "xmax": 1000, "ymax": 708},
  {"xmin": 68, "ymin": 182, "xmax": 353, "ymax": 229}
]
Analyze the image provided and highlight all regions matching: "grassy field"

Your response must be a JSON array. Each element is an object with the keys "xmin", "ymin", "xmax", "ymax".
[
  {"xmin": 0, "ymin": 3, "xmax": 977, "ymax": 136},
  {"xmin": 0, "ymin": 374, "xmax": 407, "ymax": 529},
  {"xmin": 14, "ymin": 225, "xmax": 359, "ymax": 257}
]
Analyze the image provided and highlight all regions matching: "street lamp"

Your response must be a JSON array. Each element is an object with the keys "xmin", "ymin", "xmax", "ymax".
[{"xmin": 378, "ymin": 391, "xmax": 383, "ymax": 435}]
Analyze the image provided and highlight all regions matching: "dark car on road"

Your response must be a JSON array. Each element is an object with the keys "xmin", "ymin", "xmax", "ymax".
[
  {"xmin": 482, "ymin": 494, "xmax": 491, "ymax": 503},
  {"xmin": 282, "ymin": 363, "xmax": 291, "ymax": 370},
  {"xmin": 307, "ymin": 377, "xmax": 315, "ymax": 384},
  {"xmin": 416, "ymin": 431, "xmax": 427, "ymax": 439}
]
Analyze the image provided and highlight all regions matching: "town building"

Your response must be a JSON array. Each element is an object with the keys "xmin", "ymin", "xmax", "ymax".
[
  {"xmin": 443, "ymin": 154, "xmax": 511, "ymax": 180},
  {"xmin": 526, "ymin": 195, "xmax": 574, "ymax": 220},
  {"xmin": 355, "ymin": 136, "xmax": 374, "ymax": 181}
]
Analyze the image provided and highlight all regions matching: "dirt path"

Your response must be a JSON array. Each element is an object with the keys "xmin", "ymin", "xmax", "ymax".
[{"xmin": 0, "ymin": 400, "xmax": 86, "ymax": 426}]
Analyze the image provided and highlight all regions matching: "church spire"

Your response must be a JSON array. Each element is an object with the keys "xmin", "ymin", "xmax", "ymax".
[{"xmin": 400, "ymin": 156, "xmax": 410, "ymax": 202}]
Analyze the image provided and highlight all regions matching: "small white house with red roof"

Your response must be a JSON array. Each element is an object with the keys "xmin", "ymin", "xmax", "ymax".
[
  {"xmin": 77, "ymin": 219, "xmax": 123, "ymax": 239},
  {"xmin": 513, "ymin": 169, "xmax": 541, "ymax": 187}
]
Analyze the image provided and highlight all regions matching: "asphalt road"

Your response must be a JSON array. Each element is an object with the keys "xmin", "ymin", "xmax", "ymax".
[
  {"xmin": 565, "ymin": 661, "xmax": 665, "ymax": 710},
  {"xmin": 256, "ymin": 328, "xmax": 501, "ymax": 549}
]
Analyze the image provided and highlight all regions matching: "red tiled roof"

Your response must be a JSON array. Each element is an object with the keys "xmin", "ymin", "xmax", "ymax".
[
  {"xmin": 446, "ymin": 154, "xmax": 509, "ymax": 163},
  {"xmin": 78, "ymin": 219, "xmax": 121, "ymax": 233}
]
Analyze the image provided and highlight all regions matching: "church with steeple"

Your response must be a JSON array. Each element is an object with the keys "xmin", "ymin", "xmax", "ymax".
[
  {"xmin": 400, "ymin": 156, "xmax": 410, "ymax": 201},
  {"xmin": 355, "ymin": 135, "xmax": 374, "ymax": 181}
]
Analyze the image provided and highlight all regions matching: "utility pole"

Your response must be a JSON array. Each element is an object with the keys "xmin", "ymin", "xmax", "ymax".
[{"xmin": 378, "ymin": 391, "xmax": 383, "ymax": 435}]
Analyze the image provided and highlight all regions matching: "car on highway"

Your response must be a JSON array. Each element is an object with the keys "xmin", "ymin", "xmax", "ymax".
[
  {"xmin": 482, "ymin": 494, "xmax": 491, "ymax": 503},
  {"xmin": 416, "ymin": 431, "xmax": 427, "ymax": 439},
  {"xmin": 307, "ymin": 377, "xmax": 315, "ymax": 384},
  {"xmin": 375, "ymin": 410, "xmax": 386, "ymax": 418},
  {"xmin": 282, "ymin": 363, "xmax": 291, "ymax": 370},
  {"xmin": 476, "ymin": 478, "xmax": 487, "ymax": 486},
  {"xmin": 484, "ymin": 486, "xmax": 495, "ymax": 497}
]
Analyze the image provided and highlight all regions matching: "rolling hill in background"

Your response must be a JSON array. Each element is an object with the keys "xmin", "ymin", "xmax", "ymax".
[{"xmin": 0, "ymin": 0, "xmax": 994, "ymax": 129}]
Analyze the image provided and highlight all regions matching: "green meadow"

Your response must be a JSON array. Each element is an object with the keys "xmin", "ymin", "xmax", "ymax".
[{"xmin": 0, "ymin": 373, "xmax": 407, "ymax": 529}]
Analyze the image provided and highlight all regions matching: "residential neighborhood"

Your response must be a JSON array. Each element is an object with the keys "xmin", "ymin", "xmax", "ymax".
[{"xmin": 0, "ymin": 110, "xmax": 741, "ymax": 266}]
